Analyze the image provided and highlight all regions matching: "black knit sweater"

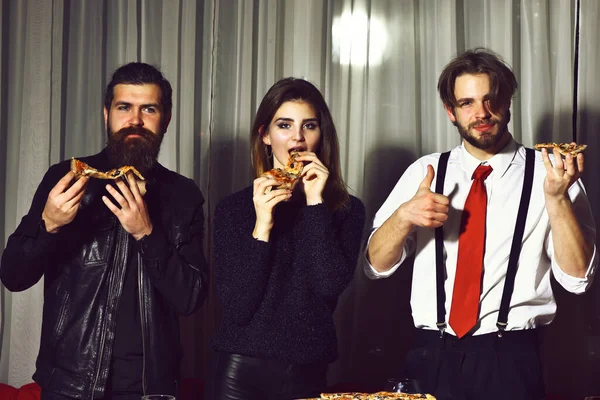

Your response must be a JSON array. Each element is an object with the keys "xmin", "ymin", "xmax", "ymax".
[{"xmin": 211, "ymin": 186, "xmax": 365, "ymax": 365}]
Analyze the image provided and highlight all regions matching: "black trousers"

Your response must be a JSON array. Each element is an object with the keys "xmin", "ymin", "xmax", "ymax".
[
  {"xmin": 204, "ymin": 352, "xmax": 327, "ymax": 400},
  {"xmin": 405, "ymin": 328, "xmax": 545, "ymax": 400}
]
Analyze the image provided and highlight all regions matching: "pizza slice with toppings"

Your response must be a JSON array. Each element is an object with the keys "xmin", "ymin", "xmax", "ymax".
[
  {"xmin": 318, "ymin": 392, "xmax": 436, "ymax": 400},
  {"xmin": 368, "ymin": 392, "xmax": 436, "ymax": 399},
  {"xmin": 71, "ymin": 158, "xmax": 145, "ymax": 180},
  {"xmin": 319, "ymin": 393, "xmax": 367, "ymax": 399},
  {"xmin": 263, "ymin": 150, "xmax": 304, "ymax": 190},
  {"xmin": 533, "ymin": 142, "xmax": 587, "ymax": 156}
]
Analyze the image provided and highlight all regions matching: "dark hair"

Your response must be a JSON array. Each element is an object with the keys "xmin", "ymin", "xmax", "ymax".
[
  {"xmin": 437, "ymin": 48, "xmax": 518, "ymax": 111},
  {"xmin": 104, "ymin": 62, "xmax": 173, "ymax": 116},
  {"xmin": 251, "ymin": 77, "xmax": 349, "ymax": 210}
]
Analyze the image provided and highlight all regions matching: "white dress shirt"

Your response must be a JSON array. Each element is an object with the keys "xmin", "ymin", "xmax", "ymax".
[{"xmin": 365, "ymin": 138, "xmax": 598, "ymax": 336}]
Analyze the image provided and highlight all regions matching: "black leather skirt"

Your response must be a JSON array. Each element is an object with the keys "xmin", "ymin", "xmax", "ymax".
[{"xmin": 204, "ymin": 352, "xmax": 327, "ymax": 400}]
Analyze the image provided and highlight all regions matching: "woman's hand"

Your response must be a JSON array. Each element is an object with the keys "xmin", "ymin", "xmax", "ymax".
[
  {"xmin": 297, "ymin": 152, "xmax": 328, "ymax": 205},
  {"xmin": 252, "ymin": 176, "xmax": 291, "ymax": 241}
]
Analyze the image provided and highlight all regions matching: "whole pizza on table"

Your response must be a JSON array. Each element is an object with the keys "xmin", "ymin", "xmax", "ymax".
[
  {"xmin": 300, "ymin": 392, "xmax": 436, "ymax": 399},
  {"xmin": 533, "ymin": 142, "xmax": 587, "ymax": 156}
]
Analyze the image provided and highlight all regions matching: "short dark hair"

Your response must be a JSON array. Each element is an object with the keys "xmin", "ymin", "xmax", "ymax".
[
  {"xmin": 251, "ymin": 77, "xmax": 349, "ymax": 210},
  {"xmin": 437, "ymin": 48, "xmax": 518, "ymax": 110},
  {"xmin": 104, "ymin": 62, "xmax": 173, "ymax": 115}
]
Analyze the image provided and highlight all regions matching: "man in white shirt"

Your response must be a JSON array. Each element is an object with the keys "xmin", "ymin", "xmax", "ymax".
[{"xmin": 365, "ymin": 48, "xmax": 597, "ymax": 400}]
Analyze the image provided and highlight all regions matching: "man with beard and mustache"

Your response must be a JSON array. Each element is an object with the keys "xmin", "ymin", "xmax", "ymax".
[
  {"xmin": 364, "ymin": 48, "xmax": 597, "ymax": 399},
  {"xmin": 0, "ymin": 62, "xmax": 209, "ymax": 399}
]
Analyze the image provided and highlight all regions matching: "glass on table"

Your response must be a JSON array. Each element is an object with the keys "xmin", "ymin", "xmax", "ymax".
[
  {"xmin": 141, "ymin": 395, "xmax": 176, "ymax": 400},
  {"xmin": 384, "ymin": 378, "xmax": 422, "ymax": 394},
  {"xmin": 584, "ymin": 397, "xmax": 600, "ymax": 400}
]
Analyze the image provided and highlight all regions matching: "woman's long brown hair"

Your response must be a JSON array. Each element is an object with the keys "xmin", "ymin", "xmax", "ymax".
[{"xmin": 251, "ymin": 78, "xmax": 349, "ymax": 211}]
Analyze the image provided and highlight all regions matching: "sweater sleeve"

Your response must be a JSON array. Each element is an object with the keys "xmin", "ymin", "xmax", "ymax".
[
  {"xmin": 213, "ymin": 192, "xmax": 273, "ymax": 326},
  {"xmin": 297, "ymin": 196, "xmax": 366, "ymax": 298}
]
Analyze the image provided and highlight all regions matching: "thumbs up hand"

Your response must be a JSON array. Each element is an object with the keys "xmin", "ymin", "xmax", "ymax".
[{"xmin": 397, "ymin": 164, "xmax": 450, "ymax": 229}]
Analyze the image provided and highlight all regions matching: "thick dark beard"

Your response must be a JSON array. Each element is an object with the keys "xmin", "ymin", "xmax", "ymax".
[
  {"xmin": 106, "ymin": 125, "xmax": 164, "ymax": 175},
  {"xmin": 455, "ymin": 109, "xmax": 511, "ymax": 151}
]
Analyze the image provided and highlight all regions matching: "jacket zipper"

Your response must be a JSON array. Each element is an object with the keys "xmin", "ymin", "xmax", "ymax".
[
  {"xmin": 138, "ymin": 253, "xmax": 148, "ymax": 395},
  {"xmin": 90, "ymin": 224, "xmax": 125, "ymax": 400},
  {"xmin": 51, "ymin": 292, "xmax": 70, "ymax": 346},
  {"xmin": 90, "ymin": 318, "xmax": 107, "ymax": 400}
]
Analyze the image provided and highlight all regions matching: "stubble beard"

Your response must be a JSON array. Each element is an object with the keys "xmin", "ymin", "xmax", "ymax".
[{"xmin": 454, "ymin": 109, "xmax": 511, "ymax": 151}]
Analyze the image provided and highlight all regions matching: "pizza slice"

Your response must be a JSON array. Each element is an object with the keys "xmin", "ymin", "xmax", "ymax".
[
  {"xmin": 319, "ymin": 393, "xmax": 435, "ymax": 400},
  {"xmin": 320, "ymin": 393, "xmax": 368, "ymax": 399},
  {"xmin": 263, "ymin": 150, "xmax": 304, "ymax": 190},
  {"xmin": 533, "ymin": 142, "xmax": 587, "ymax": 156},
  {"xmin": 71, "ymin": 158, "xmax": 145, "ymax": 180},
  {"xmin": 367, "ymin": 392, "xmax": 436, "ymax": 399}
]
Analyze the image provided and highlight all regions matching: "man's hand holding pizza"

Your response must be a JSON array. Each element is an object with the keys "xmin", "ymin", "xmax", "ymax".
[
  {"xmin": 540, "ymin": 143, "xmax": 592, "ymax": 278},
  {"xmin": 42, "ymin": 171, "xmax": 89, "ymax": 233},
  {"xmin": 102, "ymin": 172, "xmax": 152, "ymax": 240},
  {"xmin": 541, "ymin": 143, "xmax": 584, "ymax": 201}
]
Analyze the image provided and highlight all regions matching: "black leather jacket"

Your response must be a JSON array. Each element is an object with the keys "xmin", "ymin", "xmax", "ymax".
[{"xmin": 0, "ymin": 150, "xmax": 209, "ymax": 399}]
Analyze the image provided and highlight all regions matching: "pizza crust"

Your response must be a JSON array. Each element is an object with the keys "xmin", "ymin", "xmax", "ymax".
[
  {"xmin": 533, "ymin": 142, "xmax": 587, "ymax": 156},
  {"xmin": 71, "ymin": 158, "xmax": 145, "ymax": 180}
]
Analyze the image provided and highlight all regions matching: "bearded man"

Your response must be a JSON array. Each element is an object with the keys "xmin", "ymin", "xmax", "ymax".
[
  {"xmin": 0, "ymin": 63, "xmax": 209, "ymax": 400},
  {"xmin": 365, "ymin": 48, "xmax": 597, "ymax": 400}
]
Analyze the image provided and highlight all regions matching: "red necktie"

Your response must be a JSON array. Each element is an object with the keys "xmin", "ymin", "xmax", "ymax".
[{"xmin": 449, "ymin": 164, "xmax": 493, "ymax": 338}]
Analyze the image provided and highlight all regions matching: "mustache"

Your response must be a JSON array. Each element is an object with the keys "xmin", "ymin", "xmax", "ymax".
[
  {"xmin": 112, "ymin": 126, "xmax": 157, "ymax": 142},
  {"xmin": 470, "ymin": 118, "xmax": 500, "ymax": 129}
]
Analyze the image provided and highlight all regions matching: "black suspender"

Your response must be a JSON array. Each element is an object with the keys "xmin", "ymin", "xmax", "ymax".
[
  {"xmin": 434, "ymin": 151, "xmax": 451, "ymax": 336},
  {"xmin": 497, "ymin": 147, "xmax": 535, "ymax": 334},
  {"xmin": 434, "ymin": 147, "xmax": 535, "ymax": 337}
]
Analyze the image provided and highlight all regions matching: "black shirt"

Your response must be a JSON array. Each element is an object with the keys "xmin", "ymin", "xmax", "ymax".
[{"xmin": 109, "ymin": 236, "xmax": 143, "ymax": 393}]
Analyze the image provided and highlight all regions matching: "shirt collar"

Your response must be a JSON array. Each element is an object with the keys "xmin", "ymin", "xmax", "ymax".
[{"xmin": 457, "ymin": 135, "xmax": 519, "ymax": 180}]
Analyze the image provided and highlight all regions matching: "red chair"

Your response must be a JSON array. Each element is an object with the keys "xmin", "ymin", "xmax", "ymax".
[
  {"xmin": 0, "ymin": 383, "xmax": 18, "ymax": 400},
  {"xmin": 0, "ymin": 382, "xmax": 41, "ymax": 400},
  {"xmin": 17, "ymin": 383, "xmax": 41, "ymax": 400}
]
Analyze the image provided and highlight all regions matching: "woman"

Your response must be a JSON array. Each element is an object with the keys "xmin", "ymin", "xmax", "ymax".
[{"xmin": 207, "ymin": 77, "xmax": 365, "ymax": 400}]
